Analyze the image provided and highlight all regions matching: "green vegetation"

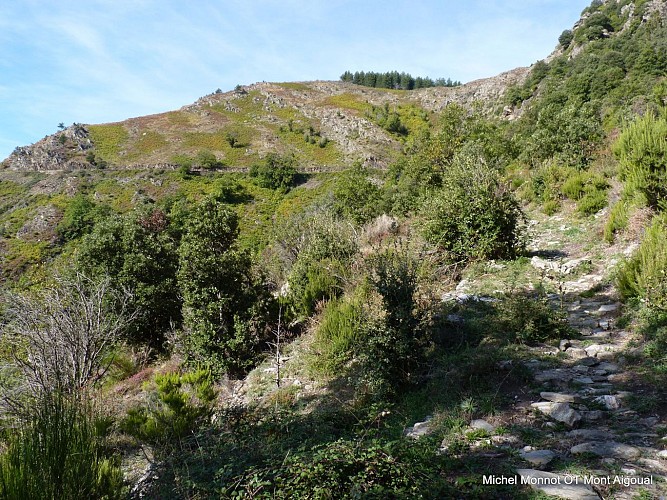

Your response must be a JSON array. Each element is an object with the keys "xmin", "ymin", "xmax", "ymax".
[
  {"xmin": 421, "ymin": 146, "xmax": 525, "ymax": 262},
  {"xmin": 0, "ymin": 394, "xmax": 123, "ymax": 500},
  {"xmin": 121, "ymin": 369, "xmax": 215, "ymax": 445},
  {"xmin": 249, "ymin": 153, "xmax": 298, "ymax": 191},
  {"xmin": 3, "ymin": 2, "xmax": 667, "ymax": 496},
  {"xmin": 87, "ymin": 124, "xmax": 129, "ymax": 163}
]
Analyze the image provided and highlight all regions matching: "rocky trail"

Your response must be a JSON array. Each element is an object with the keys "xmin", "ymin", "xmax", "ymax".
[{"xmin": 407, "ymin": 210, "xmax": 667, "ymax": 499}]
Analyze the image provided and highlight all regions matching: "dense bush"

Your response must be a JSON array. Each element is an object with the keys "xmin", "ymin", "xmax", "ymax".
[
  {"xmin": 332, "ymin": 165, "xmax": 384, "ymax": 224},
  {"xmin": 121, "ymin": 369, "xmax": 215, "ymax": 445},
  {"xmin": 0, "ymin": 394, "xmax": 123, "ymax": 500},
  {"xmin": 495, "ymin": 293, "xmax": 573, "ymax": 345},
  {"xmin": 614, "ymin": 112, "xmax": 667, "ymax": 210},
  {"xmin": 220, "ymin": 438, "xmax": 447, "ymax": 498},
  {"xmin": 310, "ymin": 295, "xmax": 365, "ymax": 376},
  {"xmin": 56, "ymin": 194, "xmax": 111, "ymax": 241},
  {"xmin": 617, "ymin": 214, "xmax": 667, "ymax": 309},
  {"xmin": 281, "ymin": 211, "xmax": 358, "ymax": 319},
  {"xmin": 421, "ymin": 147, "xmax": 525, "ymax": 262},
  {"xmin": 249, "ymin": 153, "xmax": 298, "ymax": 192},
  {"xmin": 358, "ymin": 244, "xmax": 425, "ymax": 397}
]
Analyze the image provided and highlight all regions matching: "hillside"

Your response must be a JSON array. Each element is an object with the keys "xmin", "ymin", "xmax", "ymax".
[
  {"xmin": 2, "ymin": 69, "xmax": 527, "ymax": 173},
  {"xmin": 1, "ymin": 0, "xmax": 667, "ymax": 499}
]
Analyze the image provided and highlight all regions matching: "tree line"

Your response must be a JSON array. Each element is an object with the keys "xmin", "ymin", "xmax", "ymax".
[{"xmin": 340, "ymin": 70, "xmax": 461, "ymax": 90}]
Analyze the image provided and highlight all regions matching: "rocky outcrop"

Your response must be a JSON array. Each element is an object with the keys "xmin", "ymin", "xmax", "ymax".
[{"xmin": 3, "ymin": 124, "xmax": 92, "ymax": 171}]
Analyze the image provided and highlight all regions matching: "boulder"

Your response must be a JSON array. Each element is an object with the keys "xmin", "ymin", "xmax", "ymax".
[
  {"xmin": 531, "ymin": 402, "xmax": 581, "ymax": 427},
  {"xmin": 571, "ymin": 441, "xmax": 641, "ymax": 460}
]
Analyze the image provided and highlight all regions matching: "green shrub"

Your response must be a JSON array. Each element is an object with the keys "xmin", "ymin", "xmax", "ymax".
[
  {"xmin": 357, "ymin": 244, "xmax": 424, "ymax": 398},
  {"xmin": 542, "ymin": 199, "xmax": 561, "ymax": 215},
  {"xmin": 421, "ymin": 147, "xmax": 525, "ymax": 262},
  {"xmin": 57, "ymin": 194, "xmax": 111, "ymax": 241},
  {"xmin": 311, "ymin": 296, "xmax": 364, "ymax": 375},
  {"xmin": 121, "ymin": 369, "xmax": 215, "ymax": 446},
  {"xmin": 614, "ymin": 112, "xmax": 667, "ymax": 210},
  {"xmin": 282, "ymin": 211, "xmax": 358, "ymax": 319},
  {"xmin": 0, "ymin": 394, "xmax": 124, "ymax": 500},
  {"xmin": 332, "ymin": 165, "xmax": 383, "ymax": 224},
  {"xmin": 219, "ymin": 438, "xmax": 447, "ymax": 498},
  {"xmin": 604, "ymin": 199, "xmax": 630, "ymax": 242},
  {"xmin": 494, "ymin": 292, "xmax": 573, "ymax": 345},
  {"xmin": 76, "ymin": 208, "xmax": 180, "ymax": 349},
  {"xmin": 558, "ymin": 29, "xmax": 574, "ymax": 48},
  {"xmin": 561, "ymin": 172, "xmax": 587, "ymax": 200},
  {"xmin": 617, "ymin": 214, "xmax": 667, "ymax": 309},
  {"xmin": 177, "ymin": 198, "xmax": 271, "ymax": 375},
  {"xmin": 249, "ymin": 153, "xmax": 298, "ymax": 192},
  {"xmin": 577, "ymin": 187, "xmax": 608, "ymax": 215},
  {"xmin": 195, "ymin": 149, "xmax": 223, "ymax": 169}
]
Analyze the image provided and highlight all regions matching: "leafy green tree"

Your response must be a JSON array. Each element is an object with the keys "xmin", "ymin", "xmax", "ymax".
[
  {"xmin": 76, "ymin": 207, "xmax": 180, "ymax": 349},
  {"xmin": 177, "ymin": 199, "xmax": 270, "ymax": 375},
  {"xmin": 195, "ymin": 149, "xmax": 221, "ymax": 169}
]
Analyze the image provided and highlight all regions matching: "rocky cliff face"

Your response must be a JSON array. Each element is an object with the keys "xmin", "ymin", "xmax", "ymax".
[{"xmin": 7, "ymin": 124, "xmax": 93, "ymax": 171}]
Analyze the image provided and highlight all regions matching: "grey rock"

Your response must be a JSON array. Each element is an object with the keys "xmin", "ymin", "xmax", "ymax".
[
  {"xmin": 519, "ymin": 449, "xmax": 556, "ymax": 466},
  {"xmin": 491, "ymin": 434, "xmax": 521, "ymax": 447},
  {"xmin": 470, "ymin": 419, "xmax": 496, "ymax": 433},
  {"xmin": 658, "ymin": 450, "xmax": 667, "ymax": 459},
  {"xmin": 581, "ymin": 410, "xmax": 606, "ymax": 422},
  {"xmin": 517, "ymin": 469, "xmax": 598, "ymax": 500},
  {"xmin": 638, "ymin": 458, "xmax": 667, "ymax": 473},
  {"xmin": 597, "ymin": 362, "xmax": 620, "ymax": 373},
  {"xmin": 573, "ymin": 377, "xmax": 594, "ymax": 385},
  {"xmin": 405, "ymin": 417, "xmax": 432, "ymax": 439},
  {"xmin": 579, "ymin": 357, "xmax": 599, "ymax": 367},
  {"xmin": 597, "ymin": 303, "xmax": 620, "ymax": 313},
  {"xmin": 571, "ymin": 441, "xmax": 641, "ymax": 459},
  {"xmin": 568, "ymin": 429, "xmax": 613, "ymax": 441},
  {"xmin": 532, "ymin": 402, "xmax": 581, "ymax": 427},
  {"xmin": 567, "ymin": 348, "xmax": 588, "ymax": 359},
  {"xmin": 585, "ymin": 344, "xmax": 615, "ymax": 358},
  {"xmin": 535, "ymin": 369, "xmax": 571, "ymax": 383},
  {"xmin": 594, "ymin": 395, "xmax": 620, "ymax": 410},
  {"xmin": 560, "ymin": 339, "xmax": 572, "ymax": 351},
  {"xmin": 540, "ymin": 392, "xmax": 579, "ymax": 403},
  {"xmin": 573, "ymin": 365, "xmax": 590, "ymax": 374},
  {"xmin": 639, "ymin": 417, "xmax": 660, "ymax": 427}
]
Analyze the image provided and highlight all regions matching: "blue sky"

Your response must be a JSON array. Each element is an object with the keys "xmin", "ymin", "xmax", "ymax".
[{"xmin": 0, "ymin": 0, "xmax": 591, "ymax": 160}]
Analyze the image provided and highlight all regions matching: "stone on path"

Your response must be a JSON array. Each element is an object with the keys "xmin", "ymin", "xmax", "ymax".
[
  {"xmin": 405, "ymin": 417, "xmax": 432, "ymax": 439},
  {"xmin": 567, "ymin": 348, "xmax": 588, "ymax": 359},
  {"xmin": 579, "ymin": 357, "xmax": 599, "ymax": 367},
  {"xmin": 540, "ymin": 392, "xmax": 579, "ymax": 403},
  {"xmin": 532, "ymin": 402, "xmax": 582, "ymax": 427},
  {"xmin": 568, "ymin": 429, "xmax": 613, "ymax": 441},
  {"xmin": 597, "ymin": 303, "xmax": 620, "ymax": 314},
  {"xmin": 519, "ymin": 448, "xmax": 556, "ymax": 466},
  {"xmin": 571, "ymin": 441, "xmax": 641, "ymax": 460},
  {"xmin": 470, "ymin": 419, "xmax": 495, "ymax": 433},
  {"xmin": 535, "ymin": 369, "xmax": 571, "ymax": 383},
  {"xmin": 517, "ymin": 469, "xmax": 599, "ymax": 500},
  {"xmin": 594, "ymin": 395, "xmax": 620, "ymax": 410}
]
